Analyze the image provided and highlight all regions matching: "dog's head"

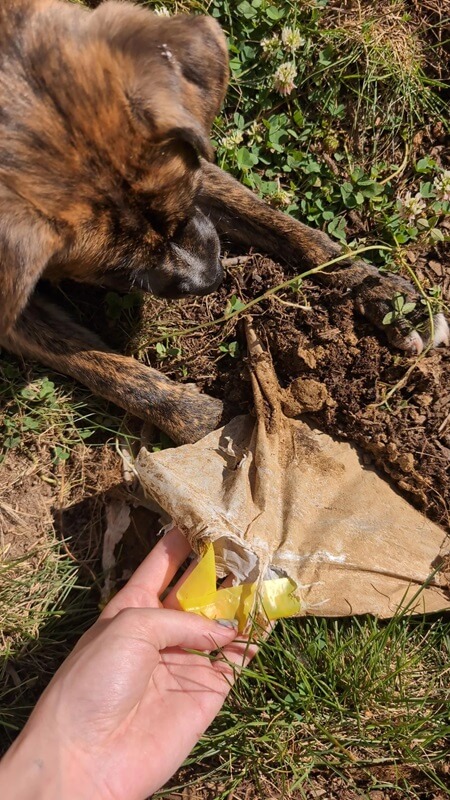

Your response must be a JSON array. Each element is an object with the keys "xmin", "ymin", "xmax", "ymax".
[{"xmin": 0, "ymin": 0, "xmax": 229, "ymax": 334}]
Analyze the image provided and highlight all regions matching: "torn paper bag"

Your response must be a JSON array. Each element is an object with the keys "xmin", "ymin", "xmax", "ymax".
[{"xmin": 135, "ymin": 325, "xmax": 450, "ymax": 623}]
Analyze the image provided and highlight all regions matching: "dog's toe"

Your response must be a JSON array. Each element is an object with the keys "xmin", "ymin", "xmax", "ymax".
[
  {"xmin": 384, "ymin": 313, "xmax": 449, "ymax": 356},
  {"xmin": 431, "ymin": 313, "xmax": 450, "ymax": 348}
]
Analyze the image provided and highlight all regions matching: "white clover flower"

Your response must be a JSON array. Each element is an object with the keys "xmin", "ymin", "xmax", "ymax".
[
  {"xmin": 246, "ymin": 120, "xmax": 263, "ymax": 146},
  {"xmin": 398, "ymin": 191, "xmax": 427, "ymax": 224},
  {"xmin": 261, "ymin": 35, "xmax": 280, "ymax": 59},
  {"xmin": 221, "ymin": 129, "xmax": 244, "ymax": 150},
  {"xmin": 433, "ymin": 170, "xmax": 450, "ymax": 202},
  {"xmin": 154, "ymin": 5, "xmax": 170, "ymax": 16},
  {"xmin": 273, "ymin": 187, "xmax": 295, "ymax": 207},
  {"xmin": 281, "ymin": 27, "xmax": 305, "ymax": 53},
  {"xmin": 273, "ymin": 62, "xmax": 297, "ymax": 96}
]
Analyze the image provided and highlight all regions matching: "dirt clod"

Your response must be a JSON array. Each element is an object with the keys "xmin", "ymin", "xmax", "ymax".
[{"xmin": 282, "ymin": 377, "xmax": 328, "ymax": 416}]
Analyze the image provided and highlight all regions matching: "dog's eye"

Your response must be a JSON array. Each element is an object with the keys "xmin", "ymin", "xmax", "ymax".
[
  {"xmin": 140, "ymin": 205, "xmax": 173, "ymax": 238},
  {"xmin": 136, "ymin": 186, "xmax": 194, "ymax": 241}
]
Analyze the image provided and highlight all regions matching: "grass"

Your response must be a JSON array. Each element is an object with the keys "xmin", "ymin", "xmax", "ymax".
[
  {"xmin": 1, "ymin": 0, "xmax": 450, "ymax": 795},
  {"xmin": 0, "ymin": 537, "xmax": 96, "ymax": 738},
  {"xmin": 159, "ymin": 615, "xmax": 450, "ymax": 798},
  {"xmin": 0, "ymin": 352, "xmax": 139, "ymax": 465}
]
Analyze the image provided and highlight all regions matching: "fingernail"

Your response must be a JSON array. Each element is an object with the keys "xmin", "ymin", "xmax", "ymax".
[{"xmin": 216, "ymin": 618, "xmax": 238, "ymax": 628}]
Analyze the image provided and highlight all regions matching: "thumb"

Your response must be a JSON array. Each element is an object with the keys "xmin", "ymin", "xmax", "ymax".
[{"xmin": 114, "ymin": 607, "xmax": 238, "ymax": 653}]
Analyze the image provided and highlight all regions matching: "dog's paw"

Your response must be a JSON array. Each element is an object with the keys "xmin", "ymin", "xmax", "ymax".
[
  {"xmin": 353, "ymin": 274, "xmax": 449, "ymax": 355},
  {"xmin": 391, "ymin": 312, "xmax": 450, "ymax": 355},
  {"xmin": 158, "ymin": 385, "xmax": 224, "ymax": 445}
]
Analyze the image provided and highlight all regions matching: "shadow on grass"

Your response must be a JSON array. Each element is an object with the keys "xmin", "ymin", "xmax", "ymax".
[{"xmin": 0, "ymin": 484, "xmax": 161, "ymax": 753}]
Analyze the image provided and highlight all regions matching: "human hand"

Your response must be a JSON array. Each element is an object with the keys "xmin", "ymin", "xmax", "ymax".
[{"xmin": 0, "ymin": 528, "xmax": 260, "ymax": 800}]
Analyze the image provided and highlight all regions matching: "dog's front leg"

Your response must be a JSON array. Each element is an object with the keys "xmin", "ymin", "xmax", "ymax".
[
  {"xmin": 1, "ymin": 294, "xmax": 223, "ymax": 445},
  {"xmin": 199, "ymin": 162, "xmax": 449, "ymax": 354}
]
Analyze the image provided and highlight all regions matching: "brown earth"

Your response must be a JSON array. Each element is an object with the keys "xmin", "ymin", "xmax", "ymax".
[
  {"xmin": 4, "ymin": 241, "xmax": 448, "ymax": 557},
  {"xmin": 135, "ymin": 243, "xmax": 450, "ymax": 534}
]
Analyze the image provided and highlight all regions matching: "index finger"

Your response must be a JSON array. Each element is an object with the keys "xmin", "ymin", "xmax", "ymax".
[{"xmin": 101, "ymin": 526, "xmax": 192, "ymax": 619}]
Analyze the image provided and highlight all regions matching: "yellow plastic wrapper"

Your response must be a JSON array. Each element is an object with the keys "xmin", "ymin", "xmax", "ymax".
[{"xmin": 177, "ymin": 543, "xmax": 301, "ymax": 631}]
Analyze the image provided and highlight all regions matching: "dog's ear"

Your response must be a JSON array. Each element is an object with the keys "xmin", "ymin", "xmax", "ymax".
[
  {"xmin": 149, "ymin": 14, "xmax": 230, "ymax": 130},
  {"xmin": 0, "ymin": 204, "xmax": 61, "ymax": 335},
  {"xmin": 136, "ymin": 102, "xmax": 215, "ymax": 162},
  {"xmin": 91, "ymin": 4, "xmax": 229, "ymax": 160}
]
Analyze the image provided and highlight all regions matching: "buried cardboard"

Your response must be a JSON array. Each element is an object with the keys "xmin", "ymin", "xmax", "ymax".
[{"xmin": 135, "ymin": 324, "xmax": 450, "ymax": 624}]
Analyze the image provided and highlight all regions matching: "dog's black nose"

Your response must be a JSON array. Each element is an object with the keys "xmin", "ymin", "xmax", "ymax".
[
  {"xmin": 196, "ymin": 268, "xmax": 223, "ymax": 296},
  {"xmin": 162, "ymin": 258, "xmax": 223, "ymax": 299},
  {"xmin": 181, "ymin": 260, "xmax": 224, "ymax": 296}
]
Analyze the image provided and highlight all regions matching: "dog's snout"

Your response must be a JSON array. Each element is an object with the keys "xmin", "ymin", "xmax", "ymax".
[
  {"xmin": 154, "ymin": 209, "xmax": 223, "ymax": 299},
  {"xmin": 161, "ymin": 247, "xmax": 223, "ymax": 299},
  {"xmin": 116, "ymin": 209, "xmax": 223, "ymax": 300},
  {"xmin": 199, "ymin": 263, "xmax": 223, "ymax": 295},
  {"xmin": 175, "ymin": 258, "xmax": 223, "ymax": 297}
]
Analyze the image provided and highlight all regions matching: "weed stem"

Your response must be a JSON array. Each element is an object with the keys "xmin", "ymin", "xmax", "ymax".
[{"xmin": 145, "ymin": 245, "xmax": 392, "ymax": 346}]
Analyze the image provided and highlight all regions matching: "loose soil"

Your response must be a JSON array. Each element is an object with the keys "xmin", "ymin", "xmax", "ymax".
[{"xmin": 134, "ymin": 243, "xmax": 450, "ymax": 533}]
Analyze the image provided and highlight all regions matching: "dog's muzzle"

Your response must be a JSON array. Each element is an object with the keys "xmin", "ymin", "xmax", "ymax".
[
  {"xmin": 163, "ymin": 242, "xmax": 223, "ymax": 298},
  {"xmin": 146, "ymin": 209, "xmax": 223, "ymax": 299}
]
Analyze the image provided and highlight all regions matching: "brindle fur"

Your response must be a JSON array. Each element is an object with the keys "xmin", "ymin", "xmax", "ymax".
[{"xmin": 0, "ymin": 0, "xmax": 444, "ymax": 444}]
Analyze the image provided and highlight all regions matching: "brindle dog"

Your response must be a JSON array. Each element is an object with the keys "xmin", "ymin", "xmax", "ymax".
[{"xmin": 0, "ymin": 0, "xmax": 448, "ymax": 444}]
